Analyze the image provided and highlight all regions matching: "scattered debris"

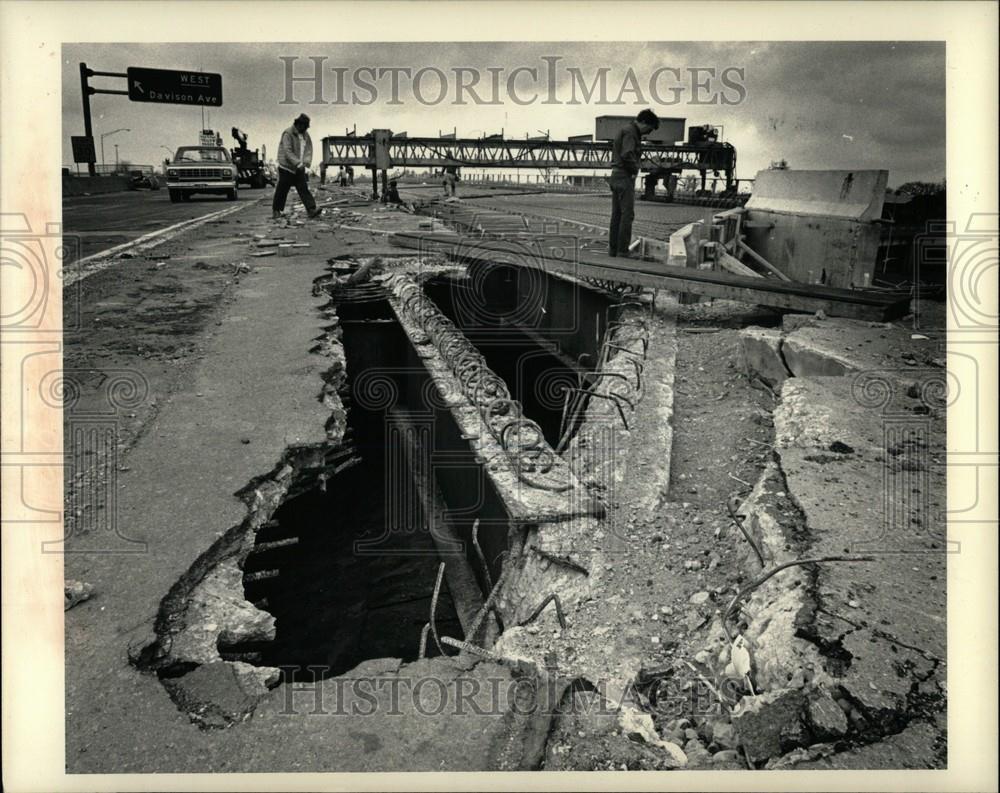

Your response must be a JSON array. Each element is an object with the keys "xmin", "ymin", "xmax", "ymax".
[{"xmin": 64, "ymin": 579, "xmax": 95, "ymax": 610}]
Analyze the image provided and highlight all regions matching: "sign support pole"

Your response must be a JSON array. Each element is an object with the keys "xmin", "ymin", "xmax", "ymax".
[{"xmin": 79, "ymin": 62, "xmax": 96, "ymax": 176}]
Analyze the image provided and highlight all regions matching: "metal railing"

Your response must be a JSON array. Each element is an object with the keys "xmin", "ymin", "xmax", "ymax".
[{"xmin": 64, "ymin": 164, "xmax": 156, "ymax": 177}]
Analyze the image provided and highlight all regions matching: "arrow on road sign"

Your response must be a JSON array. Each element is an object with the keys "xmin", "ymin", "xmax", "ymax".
[{"xmin": 126, "ymin": 67, "xmax": 222, "ymax": 107}]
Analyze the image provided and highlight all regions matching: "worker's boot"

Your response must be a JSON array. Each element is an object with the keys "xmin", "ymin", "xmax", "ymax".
[
  {"xmin": 307, "ymin": 207, "xmax": 324, "ymax": 219},
  {"xmin": 272, "ymin": 210, "xmax": 283, "ymax": 220}
]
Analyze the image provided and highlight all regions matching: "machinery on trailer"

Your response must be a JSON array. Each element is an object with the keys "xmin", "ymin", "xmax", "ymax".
[{"xmin": 230, "ymin": 128, "xmax": 271, "ymax": 189}]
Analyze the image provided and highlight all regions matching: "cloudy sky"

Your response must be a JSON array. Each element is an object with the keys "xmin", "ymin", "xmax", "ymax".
[{"xmin": 62, "ymin": 41, "xmax": 944, "ymax": 186}]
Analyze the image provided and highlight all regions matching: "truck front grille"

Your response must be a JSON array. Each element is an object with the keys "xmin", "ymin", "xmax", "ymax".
[{"xmin": 176, "ymin": 168, "xmax": 226, "ymax": 180}]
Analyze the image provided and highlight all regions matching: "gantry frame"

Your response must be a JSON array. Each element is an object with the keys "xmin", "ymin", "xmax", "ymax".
[{"xmin": 320, "ymin": 130, "xmax": 737, "ymax": 188}]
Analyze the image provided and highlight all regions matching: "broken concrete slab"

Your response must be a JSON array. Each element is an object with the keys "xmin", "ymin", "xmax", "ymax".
[
  {"xmin": 807, "ymin": 689, "xmax": 849, "ymax": 739},
  {"xmin": 793, "ymin": 720, "xmax": 944, "ymax": 769},
  {"xmin": 740, "ymin": 314, "xmax": 948, "ymax": 399},
  {"xmin": 247, "ymin": 656, "xmax": 557, "ymax": 771},
  {"xmin": 727, "ymin": 350, "xmax": 945, "ymax": 766},
  {"xmin": 163, "ymin": 661, "xmax": 264, "ymax": 729},
  {"xmin": 731, "ymin": 688, "xmax": 807, "ymax": 763},
  {"xmin": 166, "ymin": 555, "xmax": 277, "ymax": 668},
  {"xmin": 544, "ymin": 690, "xmax": 686, "ymax": 771},
  {"xmin": 782, "ymin": 336, "xmax": 858, "ymax": 378},
  {"xmin": 739, "ymin": 327, "xmax": 791, "ymax": 387}
]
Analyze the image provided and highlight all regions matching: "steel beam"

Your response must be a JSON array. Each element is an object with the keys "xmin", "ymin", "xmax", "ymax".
[{"xmin": 388, "ymin": 232, "xmax": 908, "ymax": 321}]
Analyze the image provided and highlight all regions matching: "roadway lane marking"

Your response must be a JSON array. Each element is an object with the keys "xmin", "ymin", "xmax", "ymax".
[{"xmin": 63, "ymin": 200, "xmax": 258, "ymax": 287}]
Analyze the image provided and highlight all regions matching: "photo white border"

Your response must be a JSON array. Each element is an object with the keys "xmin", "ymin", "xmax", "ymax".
[{"xmin": 1, "ymin": 2, "xmax": 996, "ymax": 791}]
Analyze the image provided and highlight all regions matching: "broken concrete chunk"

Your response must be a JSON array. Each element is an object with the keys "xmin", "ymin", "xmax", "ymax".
[
  {"xmin": 230, "ymin": 661, "xmax": 282, "ymax": 694},
  {"xmin": 618, "ymin": 708, "xmax": 687, "ymax": 768},
  {"xmin": 164, "ymin": 662, "xmax": 259, "ymax": 729},
  {"xmin": 781, "ymin": 314, "xmax": 818, "ymax": 333},
  {"xmin": 764, "ymin": 742, "xmax": 837, "ymax": 769},
  {"xmin": 709, "ymin": 719, "xmax": 738, "ymax": 749},
  {"xmin": 781, "ymin": 337, "xmax": 858, "ymax": 378},
  {"xmin": 64, "ymin": 579, "xmax": 94, "ymax": 610},
  {"xmin": 779, "ymin": 712, "xmax": 811, "ymax": 746},
  {"xmin": 739, "ymin": 327, "xmax": 791, "ymax": 387},
  {"xmin": 731, "ymin": 688, "xmax": 806, "ymax": 763},
  {"xmin": 807, "ymin": 690, "xmax": 850, "ymax": 739}
]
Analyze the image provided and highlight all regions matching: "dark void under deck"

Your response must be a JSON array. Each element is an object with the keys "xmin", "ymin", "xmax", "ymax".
[
  {"xmin": 238, "ymin": 290, "xmax": 530, "ymax": 679},
  {"xmin": 421, "ymin": 267, "xmax": 616, "ymax": 448}
]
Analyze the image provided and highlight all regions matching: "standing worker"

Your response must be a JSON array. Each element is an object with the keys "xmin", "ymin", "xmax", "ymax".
[
  {"xmin": 442, "ymin": 165, "xmax": 459, "ymax": 198},
  {"xmin": 608, "ymin": 109, "xmax": 659, "ymax": 257},
  {"xmin": 272, "ymin": 113, "xmax": 323, "ymax": 220}
]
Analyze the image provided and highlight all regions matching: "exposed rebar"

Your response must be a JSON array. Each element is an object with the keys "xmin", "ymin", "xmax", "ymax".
[
  {"xmin": 518, "ymin": 593, "xmax": 568, "ymax": 630},
  {"xmin": 429, "ymin": 562, "xmax": 449, "ymax": 656},
  {"xmin": 471, "ymin": 518, "xmax": 493, "ymax": 592},
  {"xmin": 722, "ymin": 555, "xmax": 875, "ymax": 641},
  {"xmin": 727, "ymin": 496, "xmax": 766, "ymax": 568}
]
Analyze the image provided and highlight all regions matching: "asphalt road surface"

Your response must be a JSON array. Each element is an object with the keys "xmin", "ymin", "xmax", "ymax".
[{"xmin": 62, "ymin": 187, "xmax": 270, "ymax": 263}]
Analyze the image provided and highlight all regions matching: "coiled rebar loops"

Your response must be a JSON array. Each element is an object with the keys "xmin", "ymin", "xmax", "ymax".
[
  {"xmin": 392, "ymin": 275, "xmax": 573, "ymax": 493},
  {"xmin": 555, "ymin": 300, "xmax": 650, "ymax": 453}
]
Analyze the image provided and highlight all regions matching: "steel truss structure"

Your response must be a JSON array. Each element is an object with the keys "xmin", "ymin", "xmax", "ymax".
[{"xmin": 320, "ymin": 130, "xmax": 737, "ymax": 186}]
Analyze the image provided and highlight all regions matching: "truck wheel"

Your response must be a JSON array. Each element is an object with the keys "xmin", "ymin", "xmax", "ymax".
[
  {"xmin": 226, "ymin": 189, "xmax": 238, "ymax": 201},
  {"xmin": 168, "ymin": 189, "xmax": 181, "ymax": 203}
]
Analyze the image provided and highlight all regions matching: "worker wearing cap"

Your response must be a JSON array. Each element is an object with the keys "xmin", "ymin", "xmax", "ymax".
[
  {"xmin": 273, "ymin": 113, "xmax": 322, "ymax": 220},
  {"xmin": 608, "ymin": 109, "xmax": 659, "ymax": 257}
]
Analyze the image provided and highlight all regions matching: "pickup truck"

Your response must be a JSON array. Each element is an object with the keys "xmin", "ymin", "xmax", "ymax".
[{"xmin": 165, "ymin": 146, "xmax": 238, "ymax": 202}]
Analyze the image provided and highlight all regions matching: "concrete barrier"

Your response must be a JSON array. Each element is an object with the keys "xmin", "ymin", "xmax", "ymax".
[
  {"xmin": 63, "ymin": 175, "xmax": 131, "ymax": 196},
  {"xmin": 742, "ymin": 169, "xmax": 888, "ymax": 288},
  {"xmin": 747, "ymin": 169, "xmax": 887, "ymax": 221}
]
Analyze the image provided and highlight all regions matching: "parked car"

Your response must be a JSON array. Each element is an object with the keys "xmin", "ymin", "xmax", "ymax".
[
  {"xmin": 128, "ymin": 171, "xmax": 160, "ymax": 190},
  {"xmin": 165, "ymin": 146, "xmax": 238, "ymax": 202}
]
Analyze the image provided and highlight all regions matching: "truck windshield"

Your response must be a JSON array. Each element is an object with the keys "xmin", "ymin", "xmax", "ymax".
[{"xmin": 173, "ymin": 148, "xmax": 230, "ymax": 163}]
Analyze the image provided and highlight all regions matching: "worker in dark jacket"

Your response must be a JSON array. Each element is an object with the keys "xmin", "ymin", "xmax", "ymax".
[{"xmin": 608, "ymin": 109, "xmax": 659, "ymax": 257}]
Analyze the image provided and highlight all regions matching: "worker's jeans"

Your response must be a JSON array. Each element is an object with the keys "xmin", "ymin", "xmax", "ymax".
[
  {"xmin": 273, "ymin": 168, "xmax": 317, "ymax": 214},
  {"xmin": 608, "ymin": 173, "xmax": 636, "ymax": 256}
]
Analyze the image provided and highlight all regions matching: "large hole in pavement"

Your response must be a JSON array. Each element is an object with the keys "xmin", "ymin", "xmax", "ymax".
[
  {"xmin": 230, "ymin": 289, "xmax": 464, "ymax": 682},
  {"xmin": 228, "ymin": 258, "xmax": 618, "ymax": 683}
]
